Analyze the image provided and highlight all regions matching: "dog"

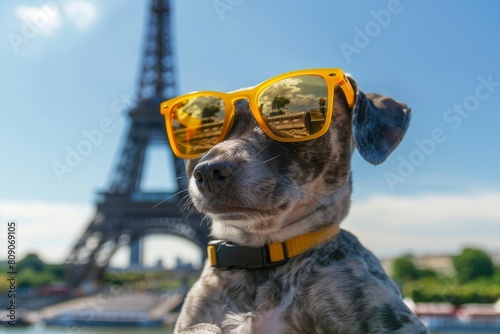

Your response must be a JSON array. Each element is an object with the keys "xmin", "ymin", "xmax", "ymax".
[{"xmin": 169, "ymin": 72, "xmax": 430, "ymax": 333}]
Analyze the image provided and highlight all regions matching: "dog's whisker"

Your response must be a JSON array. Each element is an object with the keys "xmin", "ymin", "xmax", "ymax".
[
  {"xmin": 183, "ymin": 207, "xmax": 199, "ymax": 224},
  {"xmin": 185, "ymin": 206, "xmax": 197, "ymax": 219},
  {"xmin": 199, "ymin": 216, "xmax": 211, "ymax": 228},
  {"xmin": 177, "ymin": 192, "xmax": 193, "ymax": 208},
  {"xmin": 254, "ymin": 139, "xmax": 274, "ymax": 157},
  {"xmin": 181, "ymin": 198, "xmax": 196, "ymax": 215},
  {"xmin": 309, "ymin": 190, "xmax": 334, "ymax": 198},
  {"xmin": 152, "ymin": 188, "xmax": 189, "ymax": 208},
  {"xmin": 261, "ymin": 154, "xmax": 281, "ymax": 164},
  {"xmin": 179, "ymin": 195, "xmax": 201, "ymax": 224},
  {"xmin": 177, "ymin": 195, "xmax": 193, "ymax": 210},
  {"xmin": 159, "ymin": 176, "xmax": 189, "ymax": 188},
  {"xmin": 309, "ymin": 196, "xmax": 328, "ymax": 210}
]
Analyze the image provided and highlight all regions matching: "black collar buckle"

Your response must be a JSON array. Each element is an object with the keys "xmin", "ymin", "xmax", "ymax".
[{"xmin": 208, "ymin": 240, "xmax": 289, "ymax": 270}]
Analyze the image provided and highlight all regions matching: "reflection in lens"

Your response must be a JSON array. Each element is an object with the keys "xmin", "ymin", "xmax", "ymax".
[
  {"xmin": 171, "ymin": 96, "xmax": 226, "ymax": 155},
  {"xmin": 258, "ymin": 75, "xmax": 328, "ymax": 138}
]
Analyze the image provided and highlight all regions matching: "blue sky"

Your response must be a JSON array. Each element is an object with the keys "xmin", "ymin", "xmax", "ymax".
[{"xmin": 1, "ymin": 1, "xmax": 499, "ymax": 268}]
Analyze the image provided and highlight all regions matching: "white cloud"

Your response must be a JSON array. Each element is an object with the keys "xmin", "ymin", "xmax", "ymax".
[
  {"xmin": 14, "ymin": 0, "xmax": 98, "ymax": 38},
  {"xmin": 0, "ymin": 200, "xmax": 94, "ymax": 263},
  {"xmin": 65, "ymin": 0, "xmax": 98, "ymax": 30},
  {"xmin": 16, "ymin": 5, "xmax": 62, "ymax": 36},
  {"xmin": 346, "ymin": 192, "xmax": 500, "ymax": 258}
]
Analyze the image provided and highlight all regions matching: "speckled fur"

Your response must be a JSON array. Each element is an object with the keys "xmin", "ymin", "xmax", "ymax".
[{"xmin": 175, "ymin": 77, "xmax": 428, "ymax": 334}]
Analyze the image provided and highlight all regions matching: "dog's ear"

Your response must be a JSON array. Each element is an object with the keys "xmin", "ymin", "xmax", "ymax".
[{"xmin": 347, "ymin": 77, "xmax": 411, "ymax": 165}]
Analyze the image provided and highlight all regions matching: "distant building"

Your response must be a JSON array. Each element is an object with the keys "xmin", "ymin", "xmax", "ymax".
[
  {"xmin": 491, "ymin": 251, "xmax": 500, "ymax": 267},
  {"xmin": 175, "ymin": 257, "xmax": 195, "ymax": 271},
  {"xmin": 154, "ymin": 258, "xmax": 164, "ymax": 269},
  {"xmin": 413, "ymin": 254, "xmax": 455, "ymax": 276}
]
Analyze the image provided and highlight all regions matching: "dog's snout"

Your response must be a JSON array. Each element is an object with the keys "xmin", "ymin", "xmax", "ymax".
[{"xmin": 193, "ymin": 160, "xmax": 234, "ymax": 196}]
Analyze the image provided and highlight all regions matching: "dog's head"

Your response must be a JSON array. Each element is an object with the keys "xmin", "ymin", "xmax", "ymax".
[{"xmin": 183, "ymin": 77, "xmax": 410, "ymax": 246}]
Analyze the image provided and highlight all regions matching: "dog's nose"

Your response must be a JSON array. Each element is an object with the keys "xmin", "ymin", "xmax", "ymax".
[{"xmin": 192, "ymin": 160, "xmax": 234, "ymax": 196}]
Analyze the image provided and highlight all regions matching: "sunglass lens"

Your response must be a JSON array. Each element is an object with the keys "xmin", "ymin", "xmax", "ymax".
[
  {"xmin": 257, "ymin": 75, "xmax": 328, "ymax": 139},
  {"xmin": 170, "ymin": 96, "xmax": 226, "ymax": 156}
]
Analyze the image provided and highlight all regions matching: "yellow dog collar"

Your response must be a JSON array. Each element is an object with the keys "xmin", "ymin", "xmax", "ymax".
[{"xmin": 207, "ymin": 225, "xmax": 340, "ymax": 270}]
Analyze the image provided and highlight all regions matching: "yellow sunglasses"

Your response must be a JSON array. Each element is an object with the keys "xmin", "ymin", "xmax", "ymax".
[{"xmin": 160, "ymin": 68, "xmax": 355, "ymax": 159}]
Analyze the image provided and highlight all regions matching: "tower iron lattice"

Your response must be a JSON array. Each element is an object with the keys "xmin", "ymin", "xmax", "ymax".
[{"xmin": 65, "ymin": 0, "xmax": 208, "ymax": 288}]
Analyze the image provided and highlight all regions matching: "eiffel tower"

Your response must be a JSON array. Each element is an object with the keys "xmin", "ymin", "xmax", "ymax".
[{"xmin": 65, "ymin": 0, "xmax": 209, "ymax": 288}]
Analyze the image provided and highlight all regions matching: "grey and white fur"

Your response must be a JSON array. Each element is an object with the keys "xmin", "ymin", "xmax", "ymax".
[{"xmin": 174, "ymin": 76, "xmax": 429, "ymax": 334}]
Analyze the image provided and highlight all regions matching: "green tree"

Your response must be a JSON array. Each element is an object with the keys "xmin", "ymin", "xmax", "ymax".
[
  {"xmin": 48, "ymin": 264, "xmax": 67, "ymax": 280},
  {"xmin": 17, "ymin": 268, "xmax": 57, "ymax": 288},
  {"xmin": 17, "ymin": 253, "xmax": 46, "ymax": 272},
  {"xmin": 392, "ymin": 256, "xmax": 421, "ymax": 281},
  {"xmin": 453, "ymin": 247, "xmax": 494, "ymax": 283},
  {"xmin": 271, "ymin": 95, "xmax": 290, "ymax": 115},
  {"xmin": 417, "ymin": 268, "xmax": 438, "ymax": 279},
  {"xmin": 201, "ymin": 105, "xmax": 220, "ymax": 120}
]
